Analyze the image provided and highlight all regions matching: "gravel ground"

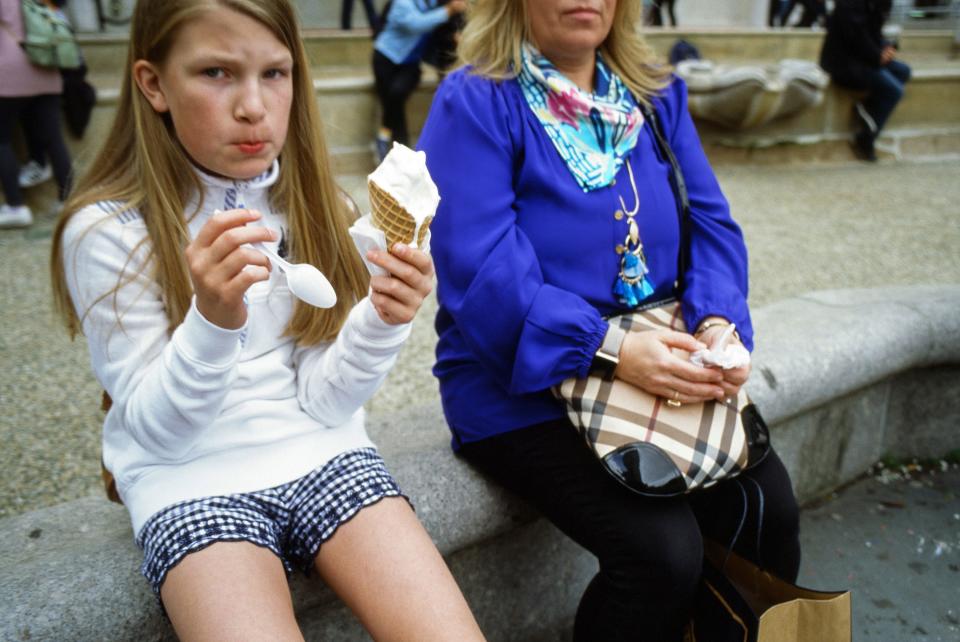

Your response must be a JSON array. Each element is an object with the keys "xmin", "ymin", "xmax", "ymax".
[{"xmin": 1, "ymin": 159, "xmax": 958, "ymax": 518}]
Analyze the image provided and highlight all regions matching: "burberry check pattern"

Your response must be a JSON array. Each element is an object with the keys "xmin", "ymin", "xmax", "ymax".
[
  {"xmin": 555, "ymin": 302, "xmax": 752, "ymax": 493},
  {"xmin": 137, "ymin": 448, "xmax": 404, "ymax": 595}
]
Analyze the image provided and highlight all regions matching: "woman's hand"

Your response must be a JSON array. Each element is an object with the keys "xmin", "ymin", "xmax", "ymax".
[
  {"xmin": 366, "ymin": 243, "xmax": 434, "ymax": 325},
  {"xmin": 615, "ymin": 331, "xmax": 727, "ymax": 404},
  {"xmin": 185, "ymin": 209, "xmax": 275, "ymax": 330},
  {"xmin": 695, "ymin": 322, "xmax": 752, "ymax": 398}
]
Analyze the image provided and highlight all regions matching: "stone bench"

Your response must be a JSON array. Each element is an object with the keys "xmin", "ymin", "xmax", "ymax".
[{"xmin": 2, "ymin": 285, "xmax": 958, "ymax": 640}]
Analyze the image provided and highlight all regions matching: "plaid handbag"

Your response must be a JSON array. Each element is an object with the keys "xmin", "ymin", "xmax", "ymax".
[
  {"xmin": 553, "ymin": 300, "xmax": 770, "ymax": 497},
  {"xmin": 551, "ymin": 102, "xmax": 769, "ymax": 497}
]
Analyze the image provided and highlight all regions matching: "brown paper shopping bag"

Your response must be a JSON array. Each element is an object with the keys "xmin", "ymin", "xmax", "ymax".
[{"xmin": 689, "ymin": 540, "xmax": 852, "ymax": 642}]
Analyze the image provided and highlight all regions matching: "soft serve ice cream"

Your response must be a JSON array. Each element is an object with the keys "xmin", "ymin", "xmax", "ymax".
[
  {"xmin": 348, "ymin": 142, "xmax": 441, "ymax": 275},
  {"xmin": 367, "ymin": 142, "xmax": 440, "ymax": 250}
]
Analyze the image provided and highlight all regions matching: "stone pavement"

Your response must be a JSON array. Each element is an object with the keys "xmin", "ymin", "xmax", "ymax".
[{"xmin": 798, "ymin": 462, "xmax": 960, "ymax": 641}]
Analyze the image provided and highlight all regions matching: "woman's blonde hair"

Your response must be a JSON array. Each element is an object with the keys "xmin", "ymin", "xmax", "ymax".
[
  {"xmin": 457, "ymin": 0, "xmax": 671, "ymax": 103},
  {"xmin": 51, "ymin": 0, "xmax": 369, "ymax": 345}
]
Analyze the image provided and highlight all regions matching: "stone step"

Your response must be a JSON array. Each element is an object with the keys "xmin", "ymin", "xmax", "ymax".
[
  {"xmin": 13, "ymin": 29, "xmax": 959, "ymax": 213},
  {"xmin": 74, "ymin": 28, "xmax": 958, "ymax": 83},
  {"xmin": 642, "ymin": 27, "xmax": 958, "ymax": 63},
  {"xmin": 62, "ymin": 59, "xmax": 960, "ymax": 191}
]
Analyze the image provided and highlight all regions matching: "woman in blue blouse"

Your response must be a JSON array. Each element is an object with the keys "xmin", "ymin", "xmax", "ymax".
[{"xmin": 418, "ymin": 1, "xmax": 801, "ymax": 640}]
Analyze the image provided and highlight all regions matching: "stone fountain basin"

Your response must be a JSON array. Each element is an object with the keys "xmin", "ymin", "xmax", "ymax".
[{"xmin": 677, "ymin": 59, "xmax": 830, "ymax": 130}]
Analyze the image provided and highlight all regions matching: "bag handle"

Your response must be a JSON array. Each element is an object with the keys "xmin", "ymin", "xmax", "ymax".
[{"xmin": 637, "ymin": 101, "xmax": 690, "ymax": 297}]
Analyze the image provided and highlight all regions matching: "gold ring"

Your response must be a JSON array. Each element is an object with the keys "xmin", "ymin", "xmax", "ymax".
[{"xmin": 666, "ymin": 390, "xmax": 682, "ymax": 408}]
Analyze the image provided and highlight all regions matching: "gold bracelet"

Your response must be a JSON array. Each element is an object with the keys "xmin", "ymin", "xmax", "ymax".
[{"xmin": 694, "ymin": 320, "xmax": 740, "ymax": 342}]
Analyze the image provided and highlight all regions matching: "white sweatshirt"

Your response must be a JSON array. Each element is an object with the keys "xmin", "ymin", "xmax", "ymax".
[{"xmin": 62, "ymin": 162, "xmax": 411, "ymax": 536}]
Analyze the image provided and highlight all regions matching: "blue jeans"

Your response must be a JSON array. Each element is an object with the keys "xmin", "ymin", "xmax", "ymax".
[{"xmin": 863, "ymin": 59, "xmax": 912, "ymax": 135}]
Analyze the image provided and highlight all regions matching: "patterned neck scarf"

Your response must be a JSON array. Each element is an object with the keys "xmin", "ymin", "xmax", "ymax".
[{"xmin": 517, "ymin": 43, "xmax": 644, "ymax": 192}]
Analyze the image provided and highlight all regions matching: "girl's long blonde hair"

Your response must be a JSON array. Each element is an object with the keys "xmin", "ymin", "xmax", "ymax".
[
  {"xmin": 51, "ymin": 0, "xmax": 368, "ymax": 345},
  {"xmin": 457, "ymin": 0, "xmax": 671, "ymax": 104}
]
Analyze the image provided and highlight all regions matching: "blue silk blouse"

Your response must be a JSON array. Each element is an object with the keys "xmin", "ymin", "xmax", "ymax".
[{"xmin": 417, "ymin": 69, "xmax": 752, "ymax": 448}]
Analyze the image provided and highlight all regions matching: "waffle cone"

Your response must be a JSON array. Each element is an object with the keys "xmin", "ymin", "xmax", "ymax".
[{"xmin": 368, "ymin": 180, "xmax": 432, "ymax": 251}]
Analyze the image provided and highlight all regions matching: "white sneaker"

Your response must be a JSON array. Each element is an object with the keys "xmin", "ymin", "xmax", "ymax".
[
  {"xmin": 0, "ymin": 204, "xmax": 34, "ymax": 228},
  {"xmin": 18, "ymin": 161, "xmax": 53, "ymax": 188}
]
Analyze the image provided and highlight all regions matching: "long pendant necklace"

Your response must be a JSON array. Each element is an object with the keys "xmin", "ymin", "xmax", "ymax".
[{"xmin": 613, "ymin": 159, "xmax": 655, "ymax": 307}]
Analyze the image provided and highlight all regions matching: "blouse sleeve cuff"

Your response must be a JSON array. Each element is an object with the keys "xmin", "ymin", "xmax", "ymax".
[
  {"xmin": 575, "ymin": 318, "xmax": 612, "ymax": 379},
  {"xmin": 682, "ymin": 299, "xmax": 753, "ymax": 351}
]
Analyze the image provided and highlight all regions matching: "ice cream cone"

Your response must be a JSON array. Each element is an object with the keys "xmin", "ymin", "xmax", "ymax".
[{"xmin": 368, "ymin": 179, "xmax": 432, "ymax": 251}]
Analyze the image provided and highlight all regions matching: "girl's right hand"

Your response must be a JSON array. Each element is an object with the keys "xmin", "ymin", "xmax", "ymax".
[
  {"xmin": 185, "ymin": 209, "xmax": 276, "ymax": 330},
  {"xmin": 615, "ymin": 331, "xmax": 727, "ymax": 404}
]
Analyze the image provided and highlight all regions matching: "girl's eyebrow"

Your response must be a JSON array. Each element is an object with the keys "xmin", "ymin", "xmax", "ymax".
[{"xmin": 189, "ymin": 51, "xmax": 293, "ymax": 67}]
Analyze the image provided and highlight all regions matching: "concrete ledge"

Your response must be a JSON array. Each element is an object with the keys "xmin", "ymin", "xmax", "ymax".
[{"xmin": 2, "ymin": 285, "xmax": 958, "ymax": 640}]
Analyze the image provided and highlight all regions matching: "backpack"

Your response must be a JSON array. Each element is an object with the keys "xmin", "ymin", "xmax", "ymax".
[{"xmin": 19, "ymin": 0, "xmax": 82, "ymax": 69}]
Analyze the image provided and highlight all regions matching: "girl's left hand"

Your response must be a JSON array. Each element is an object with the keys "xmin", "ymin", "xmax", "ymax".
[{"xmin": 366, "ymin": 243, "xmax": 434, "ymax": 325}]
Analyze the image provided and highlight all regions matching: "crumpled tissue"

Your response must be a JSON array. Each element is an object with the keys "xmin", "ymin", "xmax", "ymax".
[
  {"xmin": 348, "ymin": 213, "xmax": 432, "ymax": 277},
  {"xmin": 690, "ymin": 323, "xmax": 751, "ymax": 370}
]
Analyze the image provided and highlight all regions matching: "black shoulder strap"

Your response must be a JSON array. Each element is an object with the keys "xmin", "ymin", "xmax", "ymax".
[{"xmin": 638, "ymin": 101, "xmax": 690, "ymax": 297}]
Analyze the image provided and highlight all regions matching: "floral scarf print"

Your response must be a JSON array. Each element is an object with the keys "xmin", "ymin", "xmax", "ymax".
[{"xmin": 518, "ymin": 43, "xmax": 644, "ymax": 192}]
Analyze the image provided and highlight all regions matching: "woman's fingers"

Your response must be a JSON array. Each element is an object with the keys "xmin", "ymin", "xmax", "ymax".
[
  {"xmin": 723, "ymin": 363, "xmax": 751, "ymax": 387},
  {"xmin": 666, "ymin": 378, "xmax": 727, "ymax": 403},
  {"xmin": 656, "ymin": 332, "xmax": 724, "ymax": 384}
]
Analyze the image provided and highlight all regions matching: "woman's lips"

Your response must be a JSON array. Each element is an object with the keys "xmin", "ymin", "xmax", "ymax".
[
  {"xmin": 565, "ymin": 7, "xmax": 600, "ymax": 19},
  {"xmin": 237, "ymin": 141, "xmax": 265, "ymax": 154}
]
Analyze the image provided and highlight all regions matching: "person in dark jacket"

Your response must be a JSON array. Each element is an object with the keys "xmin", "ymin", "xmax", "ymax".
[{"xmin": 819, "ymin": 0, "xmax": 911, "ymax": 161}]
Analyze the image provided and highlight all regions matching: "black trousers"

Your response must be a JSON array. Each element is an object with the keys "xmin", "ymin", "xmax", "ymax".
[
  {"xmin": 372, "ymin": 50, "xmax": 421, "ymax": 145},
  {"xmin": 650, "ymin": 0, "xmax": 677, "ymax": 26},
  {"xmin": 0, "ymin": 94, "xmax": 72, "ymax": 205},
  {"xmin": 340, "ymin": 0, "xmax": 378, "ymax": 30},
  {"xmin": 459, "ymin": 417, "xmax": 801, "ymax": 642}
]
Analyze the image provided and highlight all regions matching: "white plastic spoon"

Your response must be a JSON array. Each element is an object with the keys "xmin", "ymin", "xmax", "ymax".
[
  {"xmin": 254, "ymin": 241, "xmax": 337, "ymax": 309},
  {"xmin": 215, "ymin": 210, "xmax": 337, "ymax": 308}
]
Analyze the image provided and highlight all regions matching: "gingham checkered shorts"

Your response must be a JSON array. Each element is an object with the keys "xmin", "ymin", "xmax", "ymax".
[{"xmin": 136, "ymin": 447, "xmax": 404, "ymax": 596}]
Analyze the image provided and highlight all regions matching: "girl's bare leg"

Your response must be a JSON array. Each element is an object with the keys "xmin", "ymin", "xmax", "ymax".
[
  {"xmin": 314, "ymin": 496, "xmax": 485, "ymax": 641},
  {"xmin": 161, "ymin": 541, "xmax": 304, "ymax": 642}
]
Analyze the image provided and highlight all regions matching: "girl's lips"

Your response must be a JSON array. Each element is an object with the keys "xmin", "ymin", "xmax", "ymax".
[{"xmin": 237, "ymin": 141, "xmax": 265, "ymax": 154}]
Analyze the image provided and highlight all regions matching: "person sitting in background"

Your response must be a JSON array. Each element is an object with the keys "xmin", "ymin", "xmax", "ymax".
[
  {"xmin": 819, "ymin": 0, "xmax": 910, "ymax": 161},
  {"xmin": 418, "ymin": 0, "xmax": 801, "ymax": 639},
  {"xmin": 371, "ymin": 0, "xmax": 466, "ymax": 161}
]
